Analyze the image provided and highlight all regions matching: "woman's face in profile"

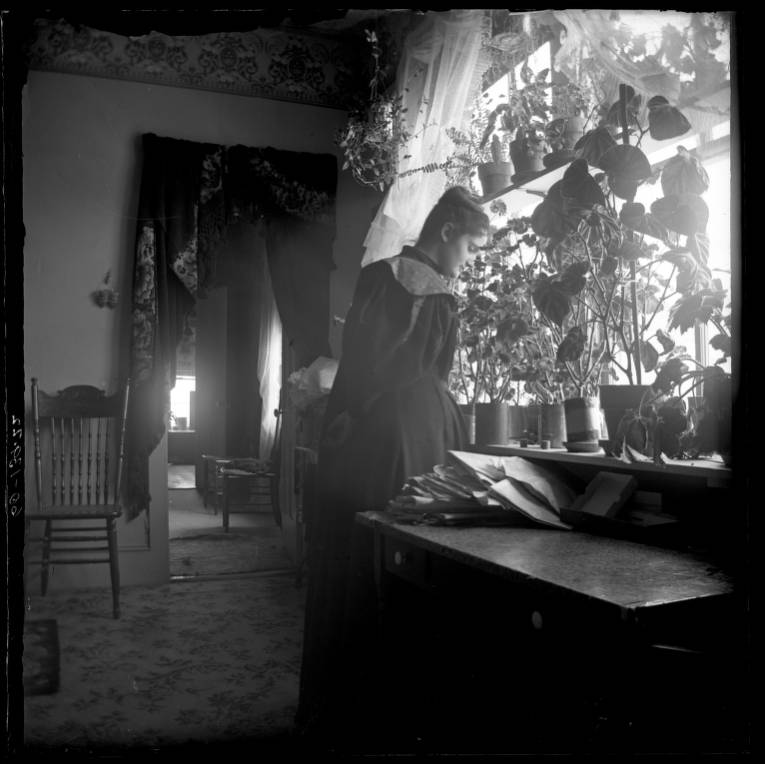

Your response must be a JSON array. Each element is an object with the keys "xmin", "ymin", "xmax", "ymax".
[{"xmin": 439, "ymin": 226, "xmax": 488, "ymax": 278}]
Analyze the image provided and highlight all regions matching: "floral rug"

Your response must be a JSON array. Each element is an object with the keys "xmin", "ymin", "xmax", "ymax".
[
  {"xmin": 22, "ymin": 574, "xmax": 306, "ymax": 753},
  {"xmin": 23, "ymin": 619, "xmax": 60, "ymax": 696}
]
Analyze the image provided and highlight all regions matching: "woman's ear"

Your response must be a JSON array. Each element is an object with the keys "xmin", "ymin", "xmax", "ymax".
[{"xmin": 440, "ymin": 222, "xmax": 455, "ymax": 243}]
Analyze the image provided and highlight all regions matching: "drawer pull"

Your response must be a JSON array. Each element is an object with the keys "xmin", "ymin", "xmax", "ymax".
[
  {"xmin": 531, "ymin": 610, "xmax": 543, "ymax": 630},
  {"xmin": 393, "ymin": 551, "xmax": 411, "ymax": 566}
]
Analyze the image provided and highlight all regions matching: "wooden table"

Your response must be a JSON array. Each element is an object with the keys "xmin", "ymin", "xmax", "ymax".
[{"xmin": 349, "ymin": 511, "xmax": 745, "ymax": 753}]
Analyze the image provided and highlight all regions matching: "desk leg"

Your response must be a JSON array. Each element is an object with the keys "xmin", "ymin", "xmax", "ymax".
[{"xmin": 372, "ymin": 529, "xmax": 386, "ymax": 629}]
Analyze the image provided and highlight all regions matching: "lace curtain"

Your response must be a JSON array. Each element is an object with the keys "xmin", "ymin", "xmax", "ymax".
[
  {"xmin": 257, "ymin": 246, "xmax": 283, "ymax": 461},
  {"xmin": 362, "ymin": 9, "xmax": 486, "ymax": 266}
]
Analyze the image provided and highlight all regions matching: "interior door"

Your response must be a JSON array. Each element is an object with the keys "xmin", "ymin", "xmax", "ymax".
[{"xmin": 194, "ymin": 284, "xmax": 229, "ymax": 489}]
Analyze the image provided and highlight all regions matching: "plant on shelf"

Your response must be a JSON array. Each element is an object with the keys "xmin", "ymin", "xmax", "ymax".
[
  {"xmin": 449, "ymin": 216, "xmax": 577, "ymax": 444},
  {"xmin": 543, "ymin": 79, "xmax": 596, "ymax": 169},
  {"xmin": 480, "ymin": 62, "xmax": 553, "ymax": 183},
  {"xmin": 611, "ymin": 286, "xmax": 732, "ymax": 462}
]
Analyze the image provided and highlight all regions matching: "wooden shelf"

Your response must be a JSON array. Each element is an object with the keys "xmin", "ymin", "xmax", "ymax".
[{"xmin": 469, "ymin": 443, "xmax": 732, "ymax": 488}]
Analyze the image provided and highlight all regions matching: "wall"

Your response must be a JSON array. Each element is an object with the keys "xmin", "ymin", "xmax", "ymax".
[{"xmin": 23, "ymin": 69, "xmax": 382, "ymax": 589}]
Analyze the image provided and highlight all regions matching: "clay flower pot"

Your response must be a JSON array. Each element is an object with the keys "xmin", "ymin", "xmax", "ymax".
[
  {"xmin": 475, "ymin": 402, "xmax": 509, "ymax": 446},
  {"xmin": 563, "ymin": 397, "xmax": 602, "ymax": 452},
  {"xmin": 477, "ymin": 161, "xmax": 513, "ymax": 197},
  {"xmin": 538, "ymin": 403, "xmax": 567, "ymax": 448}
]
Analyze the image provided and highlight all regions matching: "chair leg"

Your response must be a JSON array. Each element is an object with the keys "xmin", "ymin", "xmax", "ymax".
[
  {"xmin": 107, "ymin": 518, "xmax": 121, "ymax": 619},
  {"xmin": 222, "ymin": 486, "xmax": 229, "ymax": 532},
  {"xmin": 41, "ymin": 519, "xmax": 52, "ymax": 596}
]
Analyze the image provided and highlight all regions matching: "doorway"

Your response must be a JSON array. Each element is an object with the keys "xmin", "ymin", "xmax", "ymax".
[{"xmin": 166, "ymin": 222, "xmax": 291, "ymax": 577}]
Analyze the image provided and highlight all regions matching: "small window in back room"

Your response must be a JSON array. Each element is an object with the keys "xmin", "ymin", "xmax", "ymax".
[{"xmin": 170, "ymin": 376, "xmax": 196, "ymax": 431}]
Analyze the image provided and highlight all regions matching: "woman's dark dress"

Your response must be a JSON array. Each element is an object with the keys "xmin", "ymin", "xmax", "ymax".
[{"xmin": 296, "ymin": 246, "xmax": 466, "ymax": 738}]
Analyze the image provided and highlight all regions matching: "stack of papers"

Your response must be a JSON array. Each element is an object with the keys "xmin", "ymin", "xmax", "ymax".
[{"xmin": 388, "ymin": 451, "xmax": 578, "ymax": 529}]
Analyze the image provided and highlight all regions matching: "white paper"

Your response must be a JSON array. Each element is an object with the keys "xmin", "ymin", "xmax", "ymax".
[
  {"xmin": 489, "ymin": 479, "xmax": 573, "ymax": 530},
  {"xmin": 499, "ymin": 456, "xmax": 578, "ymax": 512}
]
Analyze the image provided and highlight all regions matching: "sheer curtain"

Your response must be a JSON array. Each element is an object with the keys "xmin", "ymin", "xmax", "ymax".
[
  {"xmin": 257, "ymin": 246, "xmax": 282, "ymax": 461},
  {"xmin": 362, "ymin": 9, "xmax": 486, "ymax": 266}
]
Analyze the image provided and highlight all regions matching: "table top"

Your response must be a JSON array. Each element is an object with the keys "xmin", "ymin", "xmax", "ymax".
[
  {"xmin": 220, "ymin": 469, "xmax": 274, "ymax": 478},
  {"xmin": 358, "ymin": 511, "xmax": 734, "ymax": 614}
]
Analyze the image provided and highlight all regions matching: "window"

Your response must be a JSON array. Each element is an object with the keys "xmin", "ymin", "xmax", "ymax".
[{"xmin": 170, "ymin": 376, "xmax": 195, "ymax": 430}]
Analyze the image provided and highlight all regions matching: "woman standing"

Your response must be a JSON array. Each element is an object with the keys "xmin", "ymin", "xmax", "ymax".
[{"xmin": 297, "ymin": 187, "xmax": 490, "ymax": 742}]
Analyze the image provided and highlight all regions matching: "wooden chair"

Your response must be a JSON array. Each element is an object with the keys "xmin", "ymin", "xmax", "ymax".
[
  {"xmin": 200, "ymin": 454, "xmax": 235, "ymax": 513},
  {"xmin": 27, "ymin": 378, "xmax": 130, "ymax": 619}
]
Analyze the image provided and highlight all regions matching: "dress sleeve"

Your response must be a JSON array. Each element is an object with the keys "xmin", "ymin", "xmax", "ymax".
[{"xmin": 338, "ymin": 262, "xmax": 455, "ymax": 419}]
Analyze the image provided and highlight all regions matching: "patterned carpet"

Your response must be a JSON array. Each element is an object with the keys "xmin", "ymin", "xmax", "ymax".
[{"xmin": 23, "ymin": 574, "xmax": 306, "ymax": 753}]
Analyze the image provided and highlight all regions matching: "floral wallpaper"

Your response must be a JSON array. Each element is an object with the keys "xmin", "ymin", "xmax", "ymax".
[{"xmin": 25, "ymin": 18, "xmax": 366, "ymax": 110}]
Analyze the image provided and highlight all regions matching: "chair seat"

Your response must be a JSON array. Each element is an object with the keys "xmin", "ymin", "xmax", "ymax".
[{"xmin": 27, "ymin": 505, "xmax": 122, "ymax": 520}]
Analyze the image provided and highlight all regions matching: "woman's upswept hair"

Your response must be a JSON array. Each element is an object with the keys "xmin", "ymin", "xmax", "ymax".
[{"xmin": 418, "ymin": 186, "xmax": 490, "ymax": 243}]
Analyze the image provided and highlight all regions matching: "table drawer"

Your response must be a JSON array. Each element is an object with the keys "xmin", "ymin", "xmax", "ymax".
[{"xmin": 383, "ymin": 538, "xmax": 429, "ymax": 586}]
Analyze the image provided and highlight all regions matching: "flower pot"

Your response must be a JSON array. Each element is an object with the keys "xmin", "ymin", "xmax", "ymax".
[
  {"xmin": 561, "ymin": 115, "xmax": 586, "ymax": 150},
  {"xmin": 459, "ymin": 404, "xmax": 476, "ymax": 446},
  {"xmin": 523, "ymin": 404, "xmax": 540, "ymax": 441},
  {"xmin": 563, "ymin": 397, "xmax": 601, "ymax": 450},
  {"xmin": 509, "ymin": 139, "xmax": 546, "ymax": 183},
  {"xmin": 599, "ymin": 385, "xmax": 651, "ymax": 447},
  {"xmin": 507, "ymin": 405, "xmax": 525, "ymax": 439},
  {"xmin": 477, "ymin": 162, "xmax": 513, "ymax": 197},
  {"xmin": 475, "ymin": 402, "xmax": 508, "ymax": 446},
  {"xmin": 538, "ymin": 403, "xmax": 566, "ymax": 448}
]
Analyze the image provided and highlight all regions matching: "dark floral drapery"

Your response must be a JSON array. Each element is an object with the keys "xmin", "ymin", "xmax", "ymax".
[{"xmin": 125, "ymin": 133, "xmax": 337, "ymax": 520}]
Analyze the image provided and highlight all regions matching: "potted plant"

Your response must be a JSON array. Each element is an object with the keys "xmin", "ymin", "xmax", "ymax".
[
  {"xmin": 477, "ymin": 134, "xmax": 514, "ymax": 198},
  {"xmin": 611, "ymin": 281, "xmax": 732, "ymax": 463},
  {"xmin": 544, "ymin": 79, "xmax": 593, "ymax": 169},
  {"xmin": 527, "ymin": 81, "xmax": 718, "ymax": 448},
  {"xmin": 449, "ymin": 215, "xmax": 574, "ymax": 446},
  {"xmin": 450, "ymin": 217, "xmax": 546, "ymax": 444},
  {"xmin": 477, "ymin": 63, "xmax": 553, "ymax": 186},
  {"xmin": 397, "ymin": 94, "xmax": 506, "ymax": 197}
]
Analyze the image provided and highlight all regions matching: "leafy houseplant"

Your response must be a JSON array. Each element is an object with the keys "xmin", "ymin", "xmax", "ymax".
[
  {"xmin": 526, "ymin": 82, "xmax": 729, "ymax": 453},
  {"xmin": 480, "ymin": 64, "xmax": 553, "ymax": 183},
  {"xmin": 449, "ymin": 216, "xmax": 575, "ymax": 444},
  {"xmin": 544, "ymin": 80, "xmax": 593, "ymax": 169},
  {"xmin": 612, "ymin": 293, "xmax": 732, "ymax": 462}
]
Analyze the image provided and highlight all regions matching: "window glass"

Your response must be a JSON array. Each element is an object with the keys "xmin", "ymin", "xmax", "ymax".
[{"xmin": 170, "ymin": 376, "xmax": 196, "ymax": 429}]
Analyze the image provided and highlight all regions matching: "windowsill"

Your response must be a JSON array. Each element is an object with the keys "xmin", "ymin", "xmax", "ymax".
[{"xmin": 467, "ymin": 442, "xmax": 732, "ymax": 488}]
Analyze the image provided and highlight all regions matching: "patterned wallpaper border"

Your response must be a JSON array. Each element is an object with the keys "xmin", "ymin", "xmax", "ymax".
[{"xmin": 26, "ymin": 18, "xmax": 367, "ymax": 110}]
